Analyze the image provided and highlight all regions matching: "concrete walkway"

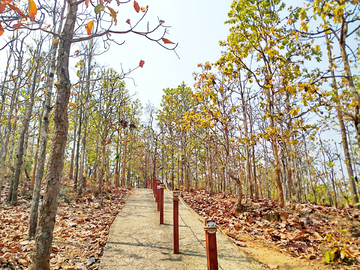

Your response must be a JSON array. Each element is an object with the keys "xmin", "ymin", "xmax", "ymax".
[{"xmin": 100, "ymin": 188, "xmax": 264, "ymax": 270}]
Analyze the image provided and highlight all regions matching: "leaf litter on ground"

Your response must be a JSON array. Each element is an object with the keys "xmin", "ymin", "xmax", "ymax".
[
  {"xmin": 180, "ymin": 189, "xmax": 360, "ymax": 269},
  {"xmin": 0, "ymin": 180, "xmax": 131, "ymax": 270}
]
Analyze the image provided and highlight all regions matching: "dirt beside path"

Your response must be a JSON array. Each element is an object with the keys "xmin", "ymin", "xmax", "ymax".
[{"xmin": 100, "ymin": 188, "xmax": 264, "ymax": 270}]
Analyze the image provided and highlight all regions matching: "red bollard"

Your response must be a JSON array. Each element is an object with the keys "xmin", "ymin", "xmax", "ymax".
[
  {"xmin": 173, "ymin": 192, "xmax": 179, "ymax": 254},
  {"xmin": 152, "ymin": 178, "xmax": 155, "ymax": 195},
  {"xmin": 204, "ymin": 219, "xmax": 218, "ymax": 270},
  {"xmin": 155, "ymin": 179, "xmax": 159, "ymax": 202},
  {"xmin": 159, "ymin": 184, "xmax": 165, "ymax": 224},
  {"xmin": 156, "ymin": 180, "xmax": 161, "ymax": 211}
]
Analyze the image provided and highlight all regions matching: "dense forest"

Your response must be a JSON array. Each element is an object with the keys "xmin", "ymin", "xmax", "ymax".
[{"xmin": 0, "ymin": 0, "xmax": 359, "ymax": 269}]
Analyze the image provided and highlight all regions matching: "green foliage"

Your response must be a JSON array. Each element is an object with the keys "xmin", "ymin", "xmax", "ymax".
[{"xmin": 321, "ymin": 228, "xmax": 357, "ymax": 264}]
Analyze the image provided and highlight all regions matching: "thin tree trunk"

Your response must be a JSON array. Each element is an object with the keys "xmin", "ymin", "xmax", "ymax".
[
  {"xmin": 267, "ymin": 88, "xmax": 285, "ymax": 208},
  {"xmin": 122, "ymin": 135, "xmax": 127, "ymax": 186},
  {"xmin": 326, "ymin": 33, "xmax": 358, "ymax": 207},
  {"xmin": 73, "ymin": 109, "xmax": 82, "ymax": 190},
  {"xmin": 28, "ymin": 7, "xmax": 64, "ymax": 237},
  {"xmin": 69, "ymin": 104, "xmax": 78, "ymax": 180},
  {"xmin": 115, "ymin": 135, "xmax": 120, "ymax": 187},
  {"xmin": 9, "ymin": 57, "xmax": 40, "ymax": 203},
  {"xmin": 0, "ymin": 48, "xmax": 23, "ymax": 204},
  {"xmin": 78, "ymin": 43, "xmax": 93, "ymax": 195},
  {"xmin": 30, "ymin": 110, "xmax": 43, "ymax": 191}
]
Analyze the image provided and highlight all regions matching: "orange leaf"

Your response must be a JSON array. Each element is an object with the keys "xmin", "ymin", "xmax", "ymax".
[
  {"xmin": 162, "ymin": 38, "xmax": 174, "ymax": 44},
  {"xmin": 141, "ymin": 5, "xmax": 148, "ymax": 12},
  {"xmin": 85, "ymin": 21, "xmax": 93, "ymax": 35},
  {"xmin": 107, "ymin": 6, "xmax": 117, "ymax": 25},
  {"xmin": 126, "ymin": 19, "xmax": 130, "ymax": 24},
  {"xmin": 28, "ymin": 0, "xmax": 37, "ymax": 21},
  {"xmin": 13, "ymin": 22, "xmax": 23, "ymax": 28},
  {"xmin": 85, "ymin": 0, "xmax": 90, "ymax": 8},
  {"xmin": 159, "ymin": 20, "xmax": 165, "ymax": 24},
  {"xmin": 8, "ymin": 3, "xmax": 27, "ymax": 19},
  {"xmin": 0, "ymin": 23, "xmax": 4, "ymax": 36},
  {"xmin": 139, "ymin": 60, "xmax": 145, "ymax": 67},
  {"xmin": 0, "ymin": 1, "xmax": 6, "ymax": 14},
  {"xmin": 134, "ymin": 0, "xmax": 140, "ymax": 13}
]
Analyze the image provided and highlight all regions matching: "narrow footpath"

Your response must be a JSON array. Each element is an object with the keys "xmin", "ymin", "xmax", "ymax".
[{"xmin": 100, "ymin": 188, "xmax": 264, "ymax": 270}]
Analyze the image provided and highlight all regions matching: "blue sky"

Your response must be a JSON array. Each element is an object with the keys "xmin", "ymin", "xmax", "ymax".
[{"xmin": 91, "ymin": 0, "xmax": 234, "ymax": 109}]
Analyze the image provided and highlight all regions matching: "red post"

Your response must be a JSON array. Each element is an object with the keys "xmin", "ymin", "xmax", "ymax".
[
  {"xmin": 156, "ymin": 180, "xmax": 161, "ymax": 211},
  {"xmin": 152, "ymin": 178, "xmax": 155, "ymax": 195},
  {"xmin": 159, "ymin": 184, "xmax": 165, "ymax": 224},
  {"xmin": 204, "ymin": 219, "xmax": 218, "ymax": 270},
  {"xmin": 173, "ymin": 192, "xmax": 179, "ymax": 254}
]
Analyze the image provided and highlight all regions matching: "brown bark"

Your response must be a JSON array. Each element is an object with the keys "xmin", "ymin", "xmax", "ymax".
[
  {"xmin": 339, "ymin": 20, "xmax": 360, "ymax": 162},
  {"xmin": 30, "ymin": 111, "xmax": 43, "ymax": 191},
  {"xmin": 73, "ymin": 109, "xmax": 82, "ymax": 189},
  {"xmin": 115, "ymin": 136, "xmax": 120, "ymax": 187},
  {"xmin": 230, "ymin": 171, "xmax": 244, "ymax": 212},
  {"xmin": 68, "ymin": 105, "xmax": 78, "ymax": 180},
  {"xmin": 206, "ymin": 137, "xmax": 214, "ymax": 196},
  {"xmin": 31, "ymin": 1, "xmax": 77, "ymax": 268},
  {"xmin": 327, "ymin": 32, "xmax": 359, "ymax": 207},
  {"xmin": 252, "ymin": 145, "xmax": 259, "ymax": 199},
  {"xmin": 0, "ymin": 44, "xmax": 23, "ymax": 204},
  {"xmin": 267, "ymin": 88, "xmax": 285, "ymax": 208},
  {"xmin": 9, "ymin": 57, "xmax": 40, "ymax": 203},
  {"xmin": 28, "ymin": 9, "xmax": 64, "ymax": 237},
  {"xmin": 78, "ymin": 46, "xmax": 92, "ymax": 194},
  {"xmin": 121, "ymin": 136, "xmax": 127, "ymax": 186}
]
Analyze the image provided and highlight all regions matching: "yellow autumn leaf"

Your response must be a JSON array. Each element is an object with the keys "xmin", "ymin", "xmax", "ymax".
[
  {"xmin": 28, "ymin": 0, "xmax": 37, "ymax": 21},
  {"xmin": 107, "ymin": 7, "xmax": 117, "ymax": 25},
  {"xmin": 85, "ymin": 21, "xmax": 93, "ymax": 35}
]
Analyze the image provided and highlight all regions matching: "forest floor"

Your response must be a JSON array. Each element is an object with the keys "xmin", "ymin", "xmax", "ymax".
[
  {"xmin": 1, "ymin": 182, "xmax": 360, "ymax": 270},
  {"xmin": 0, "ymin": 180, "xmax": 131, "ymax": 270},
  {"xmin": 181, "ymin": 189, "xmax": 360, "ymax": 270}
]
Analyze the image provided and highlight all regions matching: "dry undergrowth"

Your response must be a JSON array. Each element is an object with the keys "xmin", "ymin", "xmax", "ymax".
[
  {"xmin": 181, "ymin": 189, "xmax": 360, "ymax": 269},
  {"xmin": 0, "ymin": 180, "xmax": 131, "ymax": 270}
]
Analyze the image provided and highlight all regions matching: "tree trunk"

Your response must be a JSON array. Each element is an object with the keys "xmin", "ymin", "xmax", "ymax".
[
  {"xmin": 0, "ymin": 48, "xmax": 23, "ymax": 204},
  {"xmin": 327, "ymin": 32, "xmax": 359, "ymax": 207},
  {"xmin": 28, "ymin": 37, "xmax": 59, "ymax": 238},
  {"xmin": 252, "ymin": 145, "xmax": 259, "ymax": 199},
  {"xmin": 73, "ymin": 109, "xmax": 82, "ymax": 190},
  {"xmin": 31, "ymin": 2, "xmax": 77, "ymax": 269},
  {"xmin": 30, "ymin": 110, "xmax": 43, "ymax": 191},
  {"xmin": 230, "ymin": 171, "xmax": 244, "ymax": 212},
  {"xmin": 69, "ymin": 104, "xmax": 78, "ymax": 180},
  {"xmin": 78, "ymin": 43, "xmax": 93, "ymax": 195},
  {"xmin": 115, "ymin": 135, "xmax": 120, "ymax": 187},
  {"xmin": 206, "ymin": 137, "xmax": 214, "ymax": 196},
  {"xmin": 78, "ymin": 109, "xmax": 87, "ymax": 195},
  {"xmin": 267, "ymin": 88, "xmax": 285, "ymax": 208},
  {"xmin": 9, "ymin": 57, "xmax": 40, "ymax": 203},
  {"xmin": 122, "ymin": 135, "xmax": 127, "ymax": 186},
  {"xmin": 339, "ymin": 20, "xmax": 360, "ymax": 162}
]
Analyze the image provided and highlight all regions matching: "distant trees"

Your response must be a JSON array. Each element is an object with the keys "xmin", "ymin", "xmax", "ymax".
[
  {"xmin": 154, "ymin": 0, "xmax": 359, "ymax": 213},
  {"xmin": 1, "ymin": 0, "xmax": 177, "ymax": 269}
]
